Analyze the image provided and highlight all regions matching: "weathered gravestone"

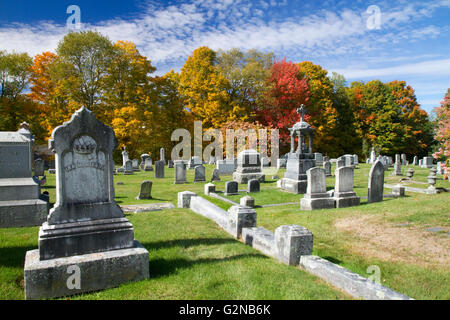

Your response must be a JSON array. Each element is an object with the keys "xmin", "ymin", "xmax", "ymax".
[
  {"xmin": 121, "ymin": 147, "xmax": 129, "ymax": 167},
  {"xmin": 233, "ymin": 149, "xmax": 265, "ymax": 184},
  {"xmin": 140, "ymin": 154, "xmax": 150, "ymax": 170},
  {"xmin": 333, "ymin": 166, "xmax": 360, "ymax": 208},
  {"xmin": 0, "ymin": 123, "xmax": 48, "ymax": 228},
  {"xmin": 393, "ymin": 154, "xmax": 402, "ymax": 176},
  {"xmin": 337, "ymin": 157, "xmax": 345, "ymax": 168},
  {"xmin": 368, "ymin": 160, "xmax": 385, "ymax": 203},
  {"xmin": 34, "ymin": 158, "xmax": 45, "ymax": 177},
  {"xmin": 194, "ymin": 165, "xmax": 206, "ymax": 182},
  {"xmin": 216, "ymin": 159, "xmax": 235, "ymax": 175},
  {"xmin": 412, "ymin": 156, "xmax": 418, "ymax": 166},
  {"xmin": 154, "ymin": 160, "xmax": 165, "ymax": 178},
  {"xmin": 240, "ymin": 195, "xmax": 254, "ymax": 208},
  {"xmin": 323, "ymin": 160, "xmax": 332, "ymax": 177},
  {"xmin": 225, "ymin": 181, "xmax": 238, "ymax": 196},
  {"xmin": 174, "ymin": 161, "xmax": 187, "ymax": 184},
  {"xmin": 421, "ymin": 156, "xmax": 434, "ymax": 168},
  {"xmin": 300, "ymin": 167, "xmax": 334, "ymax": 210},
  {"xmin": 211, "ymin": 169, "xmax": 221, "ymax": 182},
  {"xmin": 24, "ymin": 107, "xmax": 149, "ymax": 300},
  {"xmin": 167, "ymin": 160, "xmax": 174, "ymax": 168},
  {"xmin": 132, "ymin": 159, "xmax": 140, "ymax": 171},
  {"xmin": 160, "ymin": 147, "xmax": 166, "ymax": 165},
  {"xmin": 136, "ymin": 180, "xmax": 152, "ymax": 200},
  {"xmin": 247, "ymin": 179, "xmax": 260, "ymax": 193},
  {"xmin": 124, "ymin": 159, "xmax": 133, "ymax": 175},
  {"xmin": 188, "ymin": 156, "xmax": 203, "ymax": 169},
  {"xmin": 144, "ymin": 158, "xmax": 153, "ymax": 171}
]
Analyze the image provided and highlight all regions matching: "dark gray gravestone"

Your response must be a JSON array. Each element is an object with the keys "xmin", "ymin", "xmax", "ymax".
[
  {"xmin": 368, "ymin": 160, "xmax": 385, "ymax": 203},
  {"xmin": 225, "ymin": 181, "xmax": 238, "ymax": 196},
  {"xmin": 194, "ymin": 165, "xmax": 206, "ymax": 182},
  {"xmin": 247, "ymin": 179, "xmax": 260, "ymax": 193},
  {"xmin": 154, "ymin": 160, "xmax": 165, "ymax": 178}
]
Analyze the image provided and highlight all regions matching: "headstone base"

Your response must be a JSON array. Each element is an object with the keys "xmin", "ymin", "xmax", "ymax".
[
  {"xmin": 24, "ymin": 240, "xmax": 149, "ymax": 300},
  {"xmin": 232, "ymin": 172, "xmax": 265, "ymax": 184},
  {"xmin": 279, "ymin": 178, "xmax": 307, "ymax": 194},
  {"xmin": 300, "ymin": 195, "xmax": 335, "ymax": 210},
  {"xmin": 0, "ymin": 199, "xmax": 48, "ymax": 228},
  {"xmin": 334, "ymin": 192, "xmax": 360, "ymax": 208}
]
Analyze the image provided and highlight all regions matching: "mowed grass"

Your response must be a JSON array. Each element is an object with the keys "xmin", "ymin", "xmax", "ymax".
[{"xmin": 0, "ymin": 163, "xmax": 449, "ymax": 300}]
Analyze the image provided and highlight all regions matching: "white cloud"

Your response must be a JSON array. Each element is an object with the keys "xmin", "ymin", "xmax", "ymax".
[{"xmin": 332, "ymin": 58, "xmax": 450, "ymax": 79}]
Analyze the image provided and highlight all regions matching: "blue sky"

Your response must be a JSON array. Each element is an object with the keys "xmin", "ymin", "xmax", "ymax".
[{"xmin": 1, "ymin": 0, "xmax": 449, "ymax": 113}]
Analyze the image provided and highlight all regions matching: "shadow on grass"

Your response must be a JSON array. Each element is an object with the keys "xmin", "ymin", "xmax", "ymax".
[
  {"xmin": 149, "ymin": 253, "xmax": 268, "ymax": 278},
  {"xmin": 0, "ymin": 245, "xmax": 37, "ymax": 268},
  {"xmin": 323, "ymin": 256, "xmax": 342, "ymax": 264},
  {"xmin": 142, "ymin": 238, "xmax": 237, "ymax": 251}
]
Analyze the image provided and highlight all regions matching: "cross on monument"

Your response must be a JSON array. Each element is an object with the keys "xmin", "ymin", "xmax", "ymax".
[{"xmin": 296, "ymin": 104, "xmax": 307, "ymax": 122}]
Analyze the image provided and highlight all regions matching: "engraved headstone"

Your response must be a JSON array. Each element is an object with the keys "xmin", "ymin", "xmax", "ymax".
[
  {"xmin": 144, "ymin": 158, "xmax": 153, "ymax": 171},
  {"xmin": 124, "ymin": 160, "xmax": 133, "ymax": 175},
  {"xmin": 247, "ymin": 179, "xmax": 260, "ymax": 193},
  {"xmin": 323, "ymin": 160, "xmax": 332, "ymax": 177},
  {"xmin": 160, "ymin": 147, "xmax": 166, "ymax": 165},
  {"xmin": 211, "ymin": 168, "xmax": 221, "ymax": 182},
  {"xmin": 24, "ymin": 107, "xmax": 149, "ymax": 299},
  {"xmin": 34, "ymin": 158, "xmax": 45, "ymax": 177},
  {"xmin": 233, "ymin": 149, "xmax": 265, "ymax": 184},
  {"xmin": 154, "ymin": 160, "xmax": 165, "ymax": 178},
  {"xmin": 136, "ymin": 180, "xmax": 152, "ymax": 200}
]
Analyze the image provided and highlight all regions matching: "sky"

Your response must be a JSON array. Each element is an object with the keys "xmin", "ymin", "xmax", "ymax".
[{"xmin": 0, "ymin": 0, "xmax": 449, "ymax": 113}]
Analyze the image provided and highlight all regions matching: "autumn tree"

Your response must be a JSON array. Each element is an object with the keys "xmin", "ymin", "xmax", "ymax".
[
  {"xmin": 216, "ymin": 48, "xmax": 273, "ymax": 120},
  {"xmin": 0, "ymin": 51, "xmax": 36, "ymax": 132},
  {"xmin": 257, "ymin": 58, "xmax": 309, "ymax": 151},
  {"xmin": 179, "ymin": 46, "xmax": 243, "ymax": 128},
  {"xmin": 433, "ymin": 89, "xmax": 450, "ymax": 177}
]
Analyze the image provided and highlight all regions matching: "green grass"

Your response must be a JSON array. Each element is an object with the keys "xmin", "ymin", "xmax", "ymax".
[{"xmin": 1, "ymin": 163, "xmax": 449, "ymax": 300}]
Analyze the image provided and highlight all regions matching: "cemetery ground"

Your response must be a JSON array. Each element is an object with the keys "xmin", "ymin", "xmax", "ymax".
[{"xmin": 0, "ymin": 164, "xmax": 448, "ymax": 300}]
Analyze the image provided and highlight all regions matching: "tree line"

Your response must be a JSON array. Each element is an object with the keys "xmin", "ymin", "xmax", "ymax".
[{"xmin": 0, "ymin": 30, "xmax": 443, "ymax": 162}]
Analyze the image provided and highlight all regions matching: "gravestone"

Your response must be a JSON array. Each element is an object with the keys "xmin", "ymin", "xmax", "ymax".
[
  {"xmin": 300, "ymin": 167, "xmax": 334, "ymax": 210},
  {"xmin": 154, "ymin": 160, "xmax": 165, "ymax": 178},
  {"xmin": 216, "ymin": 159, "xmax": 235, "ymax": 175},
  {"xmin": 132, "ymin": 159, "xmax": 140, "ymax": 171},
  {"xmin": 419, "ymin": 159, "xmax": 423, "ymax": 166},
  {"xmin": 194, "ymin": 165, "xmax": 206, "ymax": 182},
  {"xmin": 188, "ymin": 156, "xmax": 202, "ymax": 169},
  {"xmin": 208, "ymin": 156, "xmax": 215, "ymax": 165},
  {"xmin": 136, "ymin": 180, "xmax": 152, "ymax": 200},
  {"xmin": 140, "ymin": 154, "xmax": 150, "ymax": 170},
  {"xmin": 211, "ymin": 169, "xmax": 221, "ymax": 182},
  {"xmin": 353, "ymin": 154, "xmax": 359, "ymax": 165},
  {"xmin": 314, "ymin": 153, "xmax": 323, "ymax": 167},
  {"xmin": 240, "ymin": 195, "xmax": 254, "ymax": 208},
  {"xmin": 342, "ymin": 154, "xmax": 354, "ymax": 167},
  {"xmin": 124, "ymin": 160, "xmax": 133, "ymax": 175},
  {"xmin": 174, "ymin": 161, "xmax": 187, "ymax": 184},
  {"xmin": 368, "ymin": 160, "xmax": 385, "ymax": 203},
  {"xmin": 421, "ymin": 156, "xmax": 433, "ymax": 168},
  {"xmin": 393, "ymin": 154, "xmax": 402, "ymax": 176},
  {"xmin": 0, "ymin": 123, "xmax": 47, "ymax": 228},
  {"xmin": 279, "ymin": 106, "xmax": 317, "ymax": 194},
  {"xmin": 34, "ymin": 158, "xmax": 45, "ymax": 177},
  {"xmin": 232, "ymin": 149, "xmax": 265, "ymax": 184},
  {"xmin": 370, "ymin": 147, "xmax": 376, "ymax": 164},
  {"xmin": 24, "ymin": 107, "xmax": 148, "ymax": 300},
  {"xmin": 160, "ymin": 147, "xmax": 166, "ymax": 165},
  {"xmin": 144, "ymin": 158, "xmax": 153, "ymax": 171},
  {"xmin": 412, "ymin": 156, "xmax": 418, "ymax": 166},
  {"xmin": 337, "ymin": 157, "xmax": 345, "ymax": 168},
  {"xmin": 225, "ymin": 181, "xmax": 238, "ymax": 196},
  {"xmin": 167, "ymin": 160, "xmax": 174, "ymax": 168},
  {"xmin": 401, "ymin": 154, "xmax": 407, "ymax": 166},
  {"xmin": 247, "ymin": 179, "xmax": 260, "ymax": 193},
  {"xmin": 122, "ymin": 147, "xmax": 129, "ymax": 167},
  {"xmin": 437, "ymin": 162, "xmax": 442, "ymax": 175},
  {"xmin": 333, "ymin": 166, "xmax": 360, "ymax": 208},
  {"xmin": 323, "ymin": 161, "xmax": 332, "ymax": 177}
]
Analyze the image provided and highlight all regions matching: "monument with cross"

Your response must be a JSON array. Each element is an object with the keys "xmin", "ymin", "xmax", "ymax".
[{"xmin": 279, "ymin": 104, "xmax": 316, "ymax": 194}]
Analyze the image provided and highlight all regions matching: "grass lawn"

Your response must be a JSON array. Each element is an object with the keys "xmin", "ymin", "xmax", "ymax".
[{"xmin": 0, "ymin": 163, "xmax": 448, "ymax": 300}]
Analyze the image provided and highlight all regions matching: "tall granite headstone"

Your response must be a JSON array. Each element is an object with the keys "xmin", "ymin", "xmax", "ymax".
[
  {"xmin": 194, "ymin": 165, "xmax": 206, "ymax": 182},
  {"xmin": 154, "ymin": 160, "xmax": 165, "ymax": 178},
  {"xmin": 24, "ymin": 107, "xmax": 149, "ymax": 300},
  {"xmin": 300, "ymin": 167, "xmax": 334, "ymax": 210},
  {"xmin": 174, "ymin": 161, "xmax": 187, "ymax": 184},
  {"xmin": 368, "ymin": 160, "xmax": 385, "ymax": 203},
  {"xmin": 0, "ymin": 123, "xmax": 47, "ymax": 228}
]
